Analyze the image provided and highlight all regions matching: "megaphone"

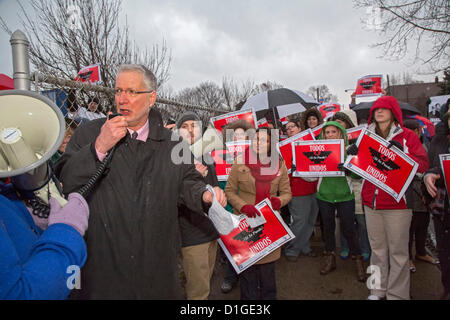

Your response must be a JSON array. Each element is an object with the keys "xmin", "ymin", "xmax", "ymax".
[
  {"xmin": 0, "ymin": 89, "xmax": 67, "ymax": 210},
  {"xmin": 190, "ymin": 125, "xmax": 224, "ymax": 159}
]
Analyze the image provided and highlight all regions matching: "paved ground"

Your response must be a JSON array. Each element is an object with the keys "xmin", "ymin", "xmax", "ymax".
[{"xmin": 208, "ymin": 234, "xmax": 443, "ymax": 300}]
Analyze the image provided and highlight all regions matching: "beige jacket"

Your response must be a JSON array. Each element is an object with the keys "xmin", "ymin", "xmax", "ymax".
[{"xmin": 225, "ymin": 157, "xmax": 292, "ymax": 264}]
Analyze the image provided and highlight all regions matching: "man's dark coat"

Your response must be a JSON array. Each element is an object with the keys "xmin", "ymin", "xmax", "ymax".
[{"xmin": 56, "ymin": 108, "xmax": 208, "ymax": 299}]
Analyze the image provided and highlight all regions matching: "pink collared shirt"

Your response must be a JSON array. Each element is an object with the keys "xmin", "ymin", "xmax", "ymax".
[{"xmin": 96, "ymin": 120, "xmax": 149, "ymax": 161}]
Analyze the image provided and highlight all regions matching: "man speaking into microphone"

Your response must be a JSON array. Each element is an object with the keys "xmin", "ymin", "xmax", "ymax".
[{"xmin": 55, "ymin": 64, "xmax": 226, "ymax": 299}]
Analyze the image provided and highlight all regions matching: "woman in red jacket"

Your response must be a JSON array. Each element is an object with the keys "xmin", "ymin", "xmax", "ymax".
[{"xmin": 351, "ymin": 96, "xmax": 429, "ymax": 300}]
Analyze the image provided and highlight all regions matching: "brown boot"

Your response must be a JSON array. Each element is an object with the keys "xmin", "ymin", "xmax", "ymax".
[
  {"xmin": 355, "ymin": 255, "xmax": 366, "ymax": 282},
  {"xmin": 320, "ymin": 251, "xmax": 336, "ymax": 275}
]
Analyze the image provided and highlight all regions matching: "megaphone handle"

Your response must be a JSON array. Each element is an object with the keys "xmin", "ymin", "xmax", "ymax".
[{"xmin": 35, "ymin": 179, "xmax": 67, "ymax": 206}]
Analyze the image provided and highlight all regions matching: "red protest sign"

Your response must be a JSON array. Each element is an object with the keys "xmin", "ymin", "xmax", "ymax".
[
  {"xmin": 257, "ymin": 117, "xmax": 269, "ymax": 128},
  {"xmin": 310, "ymin": 123, "xmax": 325, "ymax": 137},
  {"xmin": 210, "ymin": 150, "xmax": 232, "ymax": 181},
  {"xmin": 343, "ymin": 128, "xmax": 418, "ymax": 202},
  {"xmin": 292, "ymin": 140, "xmax": 345, "ymax": 177},
  {"xmin": 277, "ymin": 129, "xmax": 315, "ymax": 173},
  {"xmin": 318, "ymin": 103, "xmax": 341, "ymax": 120},
  {"xmin": 439, "ymin": 154, "xmax": 450, "ymax": 195},
  {"xmin": 218, "ymin": 199, "xmax": 295, "ymax": 274},
  {"xmin": 354, "ymin": 75, "xmax": 383, "ymax": 98},
  {"xmin": 210, "ymin": 109, "xmax": 257, "ymax": 135},
  {"xmin": 346, "ymin": 124, "xmax": 368, "ymax": 142},
  {"xmin": 74, "ymin": 63, "xmax": 102, "ymax": 84},
  {"xmin": 211, "ymin": 141, "xmax": 250, "ymax": 181},
  {"xmin": 226, "ymin": 140, "xmax": 250, "ymax": 156}
]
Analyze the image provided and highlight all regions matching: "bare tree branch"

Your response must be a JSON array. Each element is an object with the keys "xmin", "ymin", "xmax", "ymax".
[
  {"xmin": 354, "ymin": 0, "xmax": 449, "ymax": 73},
  {"xmin": 0, "ymin": 0, "xmax": 172, "ymax": 87}
]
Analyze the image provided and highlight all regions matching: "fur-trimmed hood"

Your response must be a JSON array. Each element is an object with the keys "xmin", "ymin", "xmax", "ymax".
[{"xmin": 300, "ymin": 108, "xmax": 323, "ymax": 130}]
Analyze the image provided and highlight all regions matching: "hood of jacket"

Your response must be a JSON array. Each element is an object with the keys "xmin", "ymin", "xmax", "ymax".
[
  {"xmin": 300, "ymin": 108, "xmax": 323, "ymax": 130},
  {"xmin": 318, "ymin": 120, "xmax": 348, "ymax": 146},
  {"xmin": 367, "ymin": 96, "xmax": 403, "ymax": 127}
]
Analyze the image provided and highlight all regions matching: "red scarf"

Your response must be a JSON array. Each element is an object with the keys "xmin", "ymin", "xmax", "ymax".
[{"xmin": 243, "ymin": 147, "xmax": 280, "ymax": 204}]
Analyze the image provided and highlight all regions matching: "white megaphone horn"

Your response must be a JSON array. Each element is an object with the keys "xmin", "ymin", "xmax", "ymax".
[
  {"xmin": 190, "ymin": 124, "xmax": 224, "ymax": 159},
  {"xmin": 0, "ymin": 89, "xmax": 67, "ymax": 210}
]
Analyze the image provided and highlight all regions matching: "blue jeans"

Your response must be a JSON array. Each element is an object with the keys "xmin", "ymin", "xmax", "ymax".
[
  {"xmin": 317, "ymin": 198, "xmax": 361, "ymax": 255},
  {"xmin": 340, "ymin": 214, "xmax": 371, "ymax": 255},
  {"xmin": 285, "ymin": 194, "xmax": 319, "ymax": 256}
]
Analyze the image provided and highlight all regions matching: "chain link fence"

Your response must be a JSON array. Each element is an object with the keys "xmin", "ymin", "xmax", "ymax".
[{"xmin": 30, "ymin": 71, "xmax": 228, "ymax": 132}]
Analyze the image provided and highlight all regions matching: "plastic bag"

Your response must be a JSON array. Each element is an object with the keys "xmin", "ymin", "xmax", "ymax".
[{"xmin": 206, "ymin": 185, "xmax": 240, "ymax": 235}]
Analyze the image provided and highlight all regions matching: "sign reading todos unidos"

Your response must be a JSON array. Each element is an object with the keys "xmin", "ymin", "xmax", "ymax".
[
  {"xmin": 277, "ymin": 129, "xmax": 315, "ymax": 174},
  {"xmin": 292, "ymin": 139, "xmax": 345, "ymax": 177},
  {"xmin": 218, "ymin": 198, "xmax": 295, "ymax": 274},
  {"xmin": 354, "ymin": 74, "xmax": 383, "ymax": 98},
  {"xmin": 210, "ymin": 109, "xmax": 257, "ymax": 135},
  {"xmin": 343, "ymin": 128, "xmax": 418, "ymax": 202},
  {"xmin": 210, "ymin": 140, "xmax": 250, "ymax": 181}
]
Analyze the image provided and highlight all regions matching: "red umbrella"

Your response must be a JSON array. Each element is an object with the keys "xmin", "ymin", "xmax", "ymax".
[
  {"xmin": 0, "ymin": 74, "xmax": 14, "ymax": 90},
  {"xmin": 406, "ymin": 114, "xmax": 435, "ymax": 137}
]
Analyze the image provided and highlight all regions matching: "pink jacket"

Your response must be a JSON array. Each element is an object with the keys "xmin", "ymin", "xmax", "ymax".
[{"xmin": 361, "ymin": 96, "xmax": 429, "ymax": 210}]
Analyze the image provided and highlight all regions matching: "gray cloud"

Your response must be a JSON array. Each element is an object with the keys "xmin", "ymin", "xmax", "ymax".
[{"xmin": 0, "ymin": 0, "xmax": 439, "ymax": 106}]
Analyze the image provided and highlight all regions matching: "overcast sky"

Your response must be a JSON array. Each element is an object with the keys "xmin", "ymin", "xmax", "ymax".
[{"xmin": 0, "ymin": 0, "xmax": 440, "ymax": 106}]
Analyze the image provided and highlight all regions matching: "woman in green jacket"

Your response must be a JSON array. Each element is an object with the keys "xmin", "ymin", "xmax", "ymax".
[{"xmin": 314, "ymin": 121, "xmax": 365, "ymax": 282}]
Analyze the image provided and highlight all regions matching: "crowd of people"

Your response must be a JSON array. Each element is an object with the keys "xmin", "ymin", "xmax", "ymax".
[{"xmin": 1, "ymin": 64, "xmax": 449, "ymax": 301}]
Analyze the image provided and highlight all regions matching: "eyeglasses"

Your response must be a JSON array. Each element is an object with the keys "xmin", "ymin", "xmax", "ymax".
[
  {"xmin": 114, "ymin": 88, "xmax": 154, "ymax": 97},
  {"xmin": 285, "ymin": 124, "xmax": 297, "ymax": 130}
]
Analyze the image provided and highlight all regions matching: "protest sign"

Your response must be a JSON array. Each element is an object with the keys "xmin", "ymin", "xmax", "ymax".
[
  {"xmin": 210, "ymin": 109, "xmax": 257, "ymax": 135},
  {"xmin": 318, "ymin": 103, "xmax": 341, "ymax": 120},
  {"xmin": 257, "ymin": 117, "xmax": 269, "ymax": 128},
  {"xmin": 74, "ymin": 63, "xmax": 102, "ymax": 84},
  {"xmin": 310, "ymin": 123, "xmax": 325, "ymax": 137},
  {"xmin": 292, "ymin": 139, "xmax": 344, "ymax": 177},
  {"xmin": 343, "ymin": 128, "xmax": 418, "ymax": 202},
  {"xmin": 429, "ymin": 95, "xmax": 450, "ymax": 125},
  {"xmin": 354, "ymin": 75, "xmax": 383, "ymax": 98},
  {"xmin": 277, "ymin": 129, "xmax": 315, "ymax": 173},
  {"xmin": 346, "ymin": 124, "xmax": 368, "ymax": 142},
  {"xmin": 210, "ymin": 141, "xmax": 250, "ymax": 181},
  {"xmin": 439, "ymin": 154, "xmax": 450, "ymax": 195},
  {"xmin": 218, "ymin": 198, "xmax": 295, "ymax": 274}
]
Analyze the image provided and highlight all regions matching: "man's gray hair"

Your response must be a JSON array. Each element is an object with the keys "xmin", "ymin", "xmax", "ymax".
[{"xmin": 118, "ymin": 64, "xmax": 157, "ymax": 91}]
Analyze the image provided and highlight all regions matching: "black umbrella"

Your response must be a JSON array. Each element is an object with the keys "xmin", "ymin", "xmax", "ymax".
[
  {"xmin": 240, "ymin": 88, "xmax": 319, "ymax": 124},
  {"xmin": 351, "ymin": 100, "xmax": 421, "ymax": 123}
]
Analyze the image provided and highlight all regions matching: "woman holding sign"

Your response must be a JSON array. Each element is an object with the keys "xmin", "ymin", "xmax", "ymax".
[
  {"xmin": 350, "ymin": 96, "xmax": 429, "ymax": 300},
  {"xmin": 313, "ymin": 121, "xmax": 366, "ymax": 282},
  {"xmin": 225, "ymin": 127, "xmax": 292, "ymax": 300}
]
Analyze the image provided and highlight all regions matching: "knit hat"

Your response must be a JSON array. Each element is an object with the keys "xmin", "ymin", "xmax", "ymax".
[
  {"xmin": 176, "ymin": 111, "xmax": 201, "ymax": 129},
  {"xmin": 330, "ymin": 110, "xmax": 358, "ymax": 129}
]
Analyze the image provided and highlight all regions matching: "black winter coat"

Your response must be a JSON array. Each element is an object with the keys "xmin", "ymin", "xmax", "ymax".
[
  {"xmin": 178, "ymin": 153, "xmax": 219, "ymax": 247},
  {"xmin": 425, "ymin": 122, "xmax": 450, "ymax": 227},
  {"xmin": 55, "ymin": 108, "xmax": 208, "ymax": 299}
]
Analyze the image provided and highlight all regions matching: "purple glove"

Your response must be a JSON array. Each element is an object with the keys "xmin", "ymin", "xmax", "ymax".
[{"xmin": 48, "ymin": 193, "xmax": 89, "ymax": 236}]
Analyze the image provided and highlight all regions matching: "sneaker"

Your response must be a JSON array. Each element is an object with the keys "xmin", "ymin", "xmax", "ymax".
[
  {"xmin": 340, "ymin": 249, "xmax": 350, "ymax": 260},
  {"xmin": 367, "ymin": 295, "xmax": 383, "ymax": 300},
  {"xmin": 409, "ymin": 260, "xmax": 416, "ymax": 273}
]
